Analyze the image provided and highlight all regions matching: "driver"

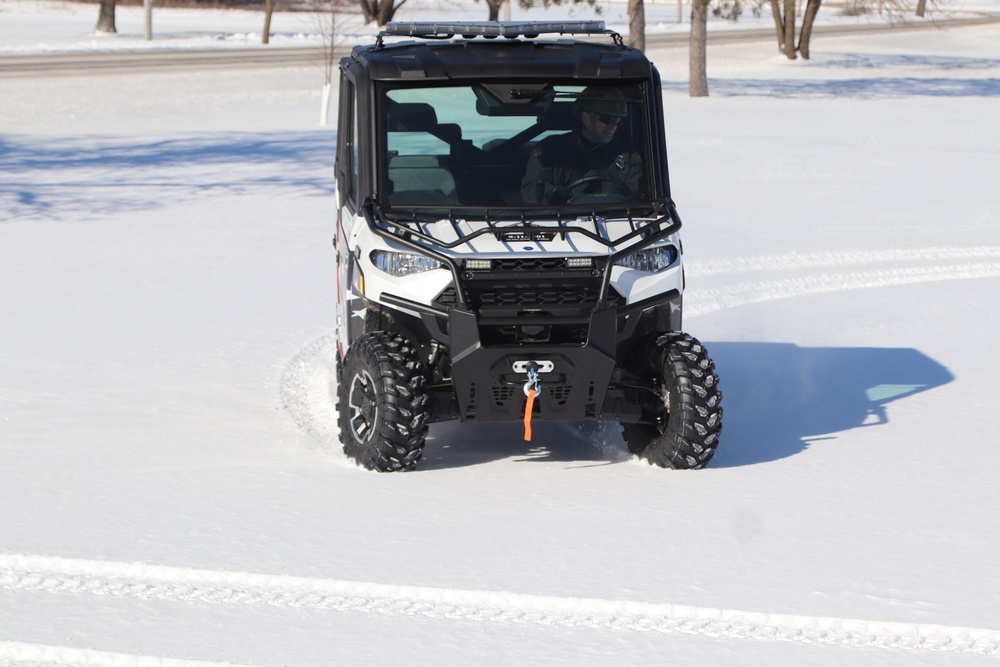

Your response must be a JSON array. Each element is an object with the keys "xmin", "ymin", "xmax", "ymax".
[{"xmin": 520, "ymin": 87, "xmax": 643, "ymax": 205}]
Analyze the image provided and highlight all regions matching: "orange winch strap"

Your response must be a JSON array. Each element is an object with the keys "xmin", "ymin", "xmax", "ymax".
[{"xmin": 523, "ymin": 388, "xmax": 536, "ymax": 441}]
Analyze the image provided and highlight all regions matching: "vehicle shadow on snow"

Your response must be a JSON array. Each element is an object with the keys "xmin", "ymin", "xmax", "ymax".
[
  {"xmin": 0, "ymin": 131, "xmax": 335, "ymax": 222},
  {"xmin": 706, "ymin": 342, "xmax": 954, "ymax": 468},
  {"xmin": 420, "ymin": 419, "xmax": 631, "ymax": 471},
  {"xmin": 419, "ymin": 342, "xmax": 953, "ymax": 470}
]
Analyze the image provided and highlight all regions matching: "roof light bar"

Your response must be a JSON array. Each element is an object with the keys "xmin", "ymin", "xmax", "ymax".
[{"xmin": 382, "ymin": 21, "xmax": 609, "ymax": 39}]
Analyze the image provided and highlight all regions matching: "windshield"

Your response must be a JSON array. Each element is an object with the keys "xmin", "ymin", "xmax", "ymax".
[{"xmin": 378, "ymin": 81, "xmax": 655, "ymax": 214}]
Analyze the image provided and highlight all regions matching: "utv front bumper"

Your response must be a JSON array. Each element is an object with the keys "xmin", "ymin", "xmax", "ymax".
[
  {"xmin": 364, "ymin": 203, "xmax": 683, "ymax": 424},
  {"xmin": 382, "ymin": 288, "xmax": 681, "ymax": 424}
]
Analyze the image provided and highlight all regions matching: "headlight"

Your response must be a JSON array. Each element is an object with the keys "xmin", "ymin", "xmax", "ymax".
[
  {"xmin": 370, "ymin": 250, "xmax": 442, "ymax": 277},
  {"xmin": 614, "ymin": 245, "xmax": 679, "ymax": 273}
]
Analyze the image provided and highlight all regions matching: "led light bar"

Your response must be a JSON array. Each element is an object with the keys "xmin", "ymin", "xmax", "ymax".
[
  {"xmin": 464, "ymin": 258, "xmax": 492, "ymax": 270},
  {"xmin": 383, "ymin": 21, "xmax": 608, "ymax": 39}
]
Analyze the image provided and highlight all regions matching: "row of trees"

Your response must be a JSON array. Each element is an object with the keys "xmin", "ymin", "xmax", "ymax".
[{"xmin": 93, "ymin": 0, "xmax": 942, "ymax": 97}]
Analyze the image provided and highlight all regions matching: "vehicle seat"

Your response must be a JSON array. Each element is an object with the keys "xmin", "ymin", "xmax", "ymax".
[{"xmin": 388, "ymin": 155, "xmax": 457, "ymax": 205}]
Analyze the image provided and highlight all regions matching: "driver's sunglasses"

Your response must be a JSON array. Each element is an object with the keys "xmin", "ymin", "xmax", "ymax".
[{"xmin": 596, "ymin": 114, "xmax": 623, "ymax": 126}]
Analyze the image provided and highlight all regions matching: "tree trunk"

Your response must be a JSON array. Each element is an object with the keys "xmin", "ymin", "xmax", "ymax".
[
  {"xmin": 143, "ymin": 0, "xmax": 153, "ymax": 40},
  {"xmin": 689, "ymin": 0, "xmax": 709, "ymax": 97},
  {"xmin": 915, "ymin": 0, "xmax": 927, "ymax": 16},
  {"xmin": 95, "ymin": 0, "xmax": 117, "ymax": 33},
  {"xmin": 356, "ymin": 0, "xmax": 407, "ymax": 26},
  {"xmin": 487, "ymin": 0, "xmax": 502, "ymax": 21},
  {"xmin": 782, "ymin": 0, "xmax": 797, "ymax": 59},
  {"xmin": 797, "ymin": 0, "xmax": 821, "ymax": 59},
  {"xmin": 629, "ymin": 0, "xmax": 645, "ymax": 51},
  {"xmin": 359, "ymin": 0, "xmax": 374, "ymax": 24},
  {"xmin": 768, "ymin": 0, "xmax": 785, "ymax": 53},
  {"xmin": 377, "ymin": 0, "xmax": 403, "ymax": 26},
  {"xmin": 262, "ymin": 0, "xmax": 273, "ymax": 44}
]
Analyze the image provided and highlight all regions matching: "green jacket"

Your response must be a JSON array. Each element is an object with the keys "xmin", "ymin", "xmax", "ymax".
[{"xmin": 520, "ymin": 131, "xmax": 644, "ymax": 205}]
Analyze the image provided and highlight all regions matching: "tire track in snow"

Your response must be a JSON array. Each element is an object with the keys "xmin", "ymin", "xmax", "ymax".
[
  {"xmin": 3, "ymin": 555, "xmax": 1000, "ymax": 656},
  {"xmin": 685, "ymin": 249, "xmax": 1000, "ymax": 317},
  {"xmin": 0, "ymin": 640, "xmax": 259, "ymax": 667},
  {"xmin": 685, "ymin": 246, "xmax": 1000, "ymax": 278}
]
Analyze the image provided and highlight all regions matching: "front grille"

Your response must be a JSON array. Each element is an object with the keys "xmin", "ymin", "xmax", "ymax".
[
  {"xmin": 481, "ymin": 284, "xmax": 599, "ymax": 307},
  {"xmin": 433, "ymin": 272, "xmax": 623, "ymax": 346},
  {"xmin": 491, "ymin": 258, "xmax": 575, "ymax": 272},
  {"xmin": 435, "ymin": 283, "xmax": 622, "ymax": 310}
]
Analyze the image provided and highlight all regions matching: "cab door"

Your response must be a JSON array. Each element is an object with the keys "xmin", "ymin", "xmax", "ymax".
[{"xmin": 334, "ymin": 69, "xmax": 363, "ymax": 361}]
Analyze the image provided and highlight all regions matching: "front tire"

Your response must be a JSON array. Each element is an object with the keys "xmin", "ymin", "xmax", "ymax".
[
  {"xmin": 622, "ymin": 333, "xmax": 723, "ymax": 469},
  {"xmin": 337, "ymin": 332, "xmax": 429, "ymax": 472}
]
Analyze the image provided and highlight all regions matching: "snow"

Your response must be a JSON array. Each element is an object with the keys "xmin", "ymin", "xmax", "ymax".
[{"xmin": 3, "ymin": 1, "xmax": 1000, "ymax": 665}]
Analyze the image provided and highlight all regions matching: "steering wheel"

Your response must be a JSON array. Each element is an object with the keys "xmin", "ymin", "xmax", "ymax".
[{"xmin": 566, "ymin": 175, "xmax": 630, "ymax": 201}]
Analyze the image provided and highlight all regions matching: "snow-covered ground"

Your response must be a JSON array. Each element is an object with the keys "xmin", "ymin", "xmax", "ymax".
[{"xmin": 2, "ymin": 2, "xmax": 1000, "ymax": 665}]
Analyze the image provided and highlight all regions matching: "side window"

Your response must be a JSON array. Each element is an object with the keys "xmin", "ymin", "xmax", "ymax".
[{"xmin": 337, "ymin": 78, "xmax": 359, "ymax": 210}]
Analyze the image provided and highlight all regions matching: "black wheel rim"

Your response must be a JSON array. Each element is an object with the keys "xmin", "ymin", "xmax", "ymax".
[
  {"xmin": 347, "ymin": 369, "xmax": 377, "ymax": 443},
  {"xmin": 642, "ymin": 380, "xmax": 671, "ymax": 435}
]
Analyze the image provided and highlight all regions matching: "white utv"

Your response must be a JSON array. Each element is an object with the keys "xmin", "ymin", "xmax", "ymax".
[{"xmin": 333, "ymin": 21, "xmax": 722, "ymax": 471}]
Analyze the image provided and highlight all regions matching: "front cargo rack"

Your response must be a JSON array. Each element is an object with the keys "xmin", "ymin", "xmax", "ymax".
[
  {"xmin": 361, "ymin": 201, "xmax": 682, "ymax": 315},
  {"xmin": 373, "ymin": 21, "xmax": 624, "ymax": 48}
]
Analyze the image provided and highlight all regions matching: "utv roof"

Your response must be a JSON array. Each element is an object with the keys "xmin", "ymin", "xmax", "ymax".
[{"xmin": 348, "ymin": 20, "xmax": 653, "ymax": 82}]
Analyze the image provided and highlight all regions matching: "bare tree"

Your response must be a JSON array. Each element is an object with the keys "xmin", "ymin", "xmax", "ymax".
[
  {"xmin": 769, "ymin": 0, "xmax": 821, "ymax": 59},
  {"xmin": 485, "ymin": 0, "xmax": 505, "ymax": 20},
  {"xmin": 95, "ymin": 0, "xmax": 117, "ymax": 34},
  {"xmin": 317, "ymin": 0, "xmax": 343, "ymax": 124},
  {"xmin": 358, "ymin": 0, "xmax": 408, "ymax": 26},
  {"xmin": 798, "ymin": 0, "xmax": 821, "ymax": 57},
  {"xmin": 629, "ymin": 0, "xmax": 645, "ymax": 50},
  {"xmin": 689, "ymin": 0, "xmax": 710, "ymax": 96},
  {"xmin": 850, "ymin": 0, "xmax": 930, "ymax": 20},
  {"xmin": 144, "ymin": 0, "xmax": 154, "ymax": 40},
  {"xmin": 263, "ymin": 0, "xmax": 274, "ymax": 44},
  {"xmin": 913, "ymin": 0, "xmax": 940, "ymax": 17}
]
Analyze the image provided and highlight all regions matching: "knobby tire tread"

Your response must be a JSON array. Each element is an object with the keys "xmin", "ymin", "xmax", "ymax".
[
  {"xmin": 622, "ymin": 333, "xmax": 723, "ymax": 469},
  {"xmin": 337, "ymin": 332, "xmax": 429, "ymax": 472}
]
